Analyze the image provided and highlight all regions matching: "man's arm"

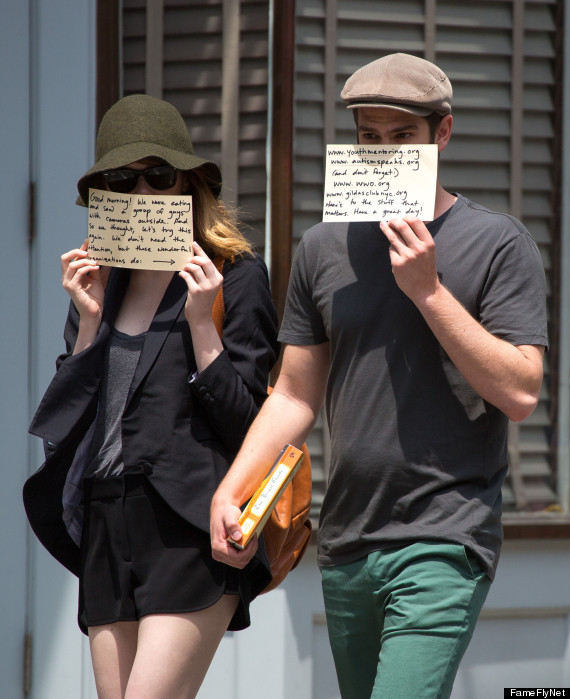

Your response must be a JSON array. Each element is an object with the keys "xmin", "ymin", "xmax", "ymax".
[
  {"xmin": 380, "ymin": 216, "xmax": 545, "ymax": 422},
  {"xmin": 210, "ymin": 342, "xmax": 330, "ymax": 567}
]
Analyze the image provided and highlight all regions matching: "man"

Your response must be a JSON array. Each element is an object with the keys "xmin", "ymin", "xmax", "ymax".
[{"xmin": 210, "ymin": 53, "xmax": 547, "ymax": 698}]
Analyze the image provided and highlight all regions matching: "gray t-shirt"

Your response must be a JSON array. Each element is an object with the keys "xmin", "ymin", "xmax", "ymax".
[
  {"xmin": 278, "ymin": 195, "xmax": 548, "ymax": 578},
  {"xmin": 85, "ymin": 328, "xmax": 145, "ymax": 479}
]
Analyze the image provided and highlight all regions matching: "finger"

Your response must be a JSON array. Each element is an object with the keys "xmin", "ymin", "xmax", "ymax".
[
  {"xmin": 71, "ymin": 257, "xmax": 99, "ymax": 272},
  {"xmin": 63, "ymin": 258, "xmax": 99, "ymax": 284},
  {"xmin": 213, "ymin": 544, "xmax": 256, "ymax": 568},
  {"xmin": 382, "ymin": 218, "xmax": 427, "ymax": 251},
  {"xmin": 178, "ymin": 269, "xmax": 200, "ymax": 293},
  {"xmin": 186, "ymin": 256, "xmax": 214, "ymax": 280},
  {"xmin": 83, "ymin": 265, "xmax": 102, "ymax": 282},
  {"xmin": 192, "ymin": 240, "xmax": 209, "ymax": 258},
  {"xmin": 61, "ymin": 248, "xmax": 88, "ymax": 268},
  {"xmin": 226, "ymin": 523, "xmax": 244, "ymax": 544},
  {"xmin": 386, "ymin": 217, "xmax": 416, "ymax": 242},
  {"xmin": 182, "ymin": 257, "xmax": 208, "ymax": 274},
  {"xmin": 191, "ymin": 242, "xmax": 219, "ymax": 276},
  {"xmin": 182, "ymin": 261, "xmax": 219, "ymax": 290},
  {"xmin": 68, "ymin": 263, "xmax": 100, "ymax": 284},
  {"xmin": 213, "ymin": 505, "xmax": 244, "ymax": 543},
  {"xmin": 213, "ymin": 534, "xmax": 258, "ymax": 568},
  {"xmin": 379, "ymin": 220, "xmax": 407, "ymax": 252},
  {"xmin": 210, "ymin": 513, "xmax": 249, "ymax": 567},
  {"xmin": 400, "ymin": 215, "xmax": 433, "ymax": 242}
]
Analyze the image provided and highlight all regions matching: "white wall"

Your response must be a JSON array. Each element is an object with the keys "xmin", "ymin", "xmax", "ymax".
[
  {"xmin": 0, "ymin": 0, "xmax": 97, "ymax": 696},
  {"xmin": 245, "ymin": 541, "xmax": 570, "ymax": 699},
  {"xmin": 28, "ymin": 0, "xmax": 98, "ymax": 686},
  {"xmin": 0, "ymin": 2, "xmax": 33, "ymax": 697},
  {"xmin": 453, "ymin": 540, "xmax": 570, "ymax": 697}
]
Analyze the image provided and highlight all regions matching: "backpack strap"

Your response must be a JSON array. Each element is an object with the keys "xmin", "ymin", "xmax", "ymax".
[{"xmin": 211, "ymin": 256, "xmax": 225, "ymax": 338}]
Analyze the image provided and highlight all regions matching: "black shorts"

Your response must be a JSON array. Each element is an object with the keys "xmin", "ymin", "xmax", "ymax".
[{"xmin": 78, "ymin": 473, "xmax": 258, "ymax": 633}]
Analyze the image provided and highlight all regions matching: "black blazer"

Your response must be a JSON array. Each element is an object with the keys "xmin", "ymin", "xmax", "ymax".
[{"xmin": 23, "ymin": 253, "xmax": 280, "ymax": 578}]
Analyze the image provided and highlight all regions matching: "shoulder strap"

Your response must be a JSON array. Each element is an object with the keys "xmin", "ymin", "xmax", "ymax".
[{"xmin": 211, "ymin": 256, "xmax": 225, "ymax": 338}]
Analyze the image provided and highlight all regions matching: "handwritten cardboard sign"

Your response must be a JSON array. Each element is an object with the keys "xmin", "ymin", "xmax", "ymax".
[
  {"xmin": 88, "ymin": 188, "xmax": 193, "ymax": 270},
  {"xmin": 323, "ymin": 144, "xmax": 438, "ymax": 222}
]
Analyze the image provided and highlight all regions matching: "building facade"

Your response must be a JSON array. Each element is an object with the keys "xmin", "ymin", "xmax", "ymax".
[{"xmin": 3, "ymin": 1, "xmax": 570, "ymax": 696}]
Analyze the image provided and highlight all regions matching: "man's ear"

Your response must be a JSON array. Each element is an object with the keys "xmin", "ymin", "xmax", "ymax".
[{"xmin": 435, "ymin": 115, "xmax": 453, "ymax": 152}]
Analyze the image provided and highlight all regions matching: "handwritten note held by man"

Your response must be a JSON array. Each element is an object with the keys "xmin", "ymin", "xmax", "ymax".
[{"xmin": 322, "ymin": 144, "xmax": 437, "ymax": 222}]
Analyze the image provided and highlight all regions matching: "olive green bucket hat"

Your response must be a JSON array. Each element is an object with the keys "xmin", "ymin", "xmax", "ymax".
[{"xmin": 76, "ymin": 94, "xmax": 222, "ymax": 206}]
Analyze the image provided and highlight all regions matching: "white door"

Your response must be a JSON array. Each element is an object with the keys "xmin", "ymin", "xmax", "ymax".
[{"xmin": 9, "ymin": 1, "xmax": 98, "ymax": 697}]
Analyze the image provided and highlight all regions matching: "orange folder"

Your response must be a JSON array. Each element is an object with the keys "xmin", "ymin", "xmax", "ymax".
[{"xmin": 229, "ymin": 444, "xmax": 305, "ymax": 550}]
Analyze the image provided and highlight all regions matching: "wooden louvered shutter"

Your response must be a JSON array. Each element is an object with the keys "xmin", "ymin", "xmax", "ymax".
[{"xmin": 122, "ymin": 0, "xmax": 270, "ymax": 251}]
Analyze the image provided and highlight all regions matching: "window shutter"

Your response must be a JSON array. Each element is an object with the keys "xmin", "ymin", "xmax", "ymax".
[{"xmin": 122, "ymin": 0, "xmax": 270, "ymax": 250}]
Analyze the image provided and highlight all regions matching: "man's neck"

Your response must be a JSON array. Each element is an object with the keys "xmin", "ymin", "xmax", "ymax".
[{"xmin": 434, "ymin": 184, "xmax": 457, "ymax": 219}]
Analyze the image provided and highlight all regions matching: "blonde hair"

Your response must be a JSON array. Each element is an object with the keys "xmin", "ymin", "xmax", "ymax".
[{"xmin": 185, "ymin": 168, "xmax": 254, "ymax": 261}]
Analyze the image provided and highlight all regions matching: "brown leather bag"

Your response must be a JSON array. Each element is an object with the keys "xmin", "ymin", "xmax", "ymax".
[{"xmin": 211, "ymin": 258, "xmax": 312, "ymax": 591}]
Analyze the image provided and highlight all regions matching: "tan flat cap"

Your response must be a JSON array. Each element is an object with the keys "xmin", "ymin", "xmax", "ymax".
[{"xmin": 341, "ymin": 52, "xmax": 452, "ymax": 116}]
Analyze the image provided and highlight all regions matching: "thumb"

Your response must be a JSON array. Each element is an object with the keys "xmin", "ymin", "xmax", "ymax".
[
  {"xmin": 226, "ymin": 525, "xmax": 243, "ymax": 543},
  {"xmin": 211, "ymin": 503, "xmax": 242, "ymax": 542},
  {"xmin": 222, "ymin": 510, "xmax": 243, "ymax": 542}
]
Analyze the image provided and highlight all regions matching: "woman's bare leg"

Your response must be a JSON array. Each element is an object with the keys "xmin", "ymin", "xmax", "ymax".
[
  {"xmin": 88, "ymin": 621, "xmax": 139, "ymax": 699},
  {"xmin": 125, "ymin": 594, "xmax": 239, "ymax": 699}
]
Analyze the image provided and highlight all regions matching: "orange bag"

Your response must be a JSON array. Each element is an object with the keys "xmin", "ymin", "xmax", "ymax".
[{"xmin": 211, "ymin": 259, "xmax": 312, "ymax": 591}]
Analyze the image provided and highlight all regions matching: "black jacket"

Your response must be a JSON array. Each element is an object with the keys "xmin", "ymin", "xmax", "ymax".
[{"xmin": 23, "ymin": 253, "xmax": 280, "ymax": 578}]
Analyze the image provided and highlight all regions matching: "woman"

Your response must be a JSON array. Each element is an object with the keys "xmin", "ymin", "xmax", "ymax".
[{"xmin": 23, "ymin": 94, "xmax": 279, "ymax": 698}]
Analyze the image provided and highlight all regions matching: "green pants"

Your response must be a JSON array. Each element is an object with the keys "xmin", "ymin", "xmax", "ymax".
[{"xmin": 320, "ymin": 541, "xmax": 491, "ymax": 699}]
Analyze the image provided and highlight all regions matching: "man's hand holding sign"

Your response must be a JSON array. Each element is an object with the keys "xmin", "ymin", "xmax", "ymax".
[
  {"xmin": 380, "ymin": 217, "xmax": 439, "ymax": 304},
  {"xmin": 323, "ymin": 143, "xmax": 440, "ymax": 303}
]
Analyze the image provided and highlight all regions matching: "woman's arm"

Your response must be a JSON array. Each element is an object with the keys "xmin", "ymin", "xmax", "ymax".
[
  {"xmin": 179, "ymin": 240, "xmax": 225, "ymax": 372},
  {"xmin": 180, "ymin": 243, "xmax": 280, "ymax": 452}
]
